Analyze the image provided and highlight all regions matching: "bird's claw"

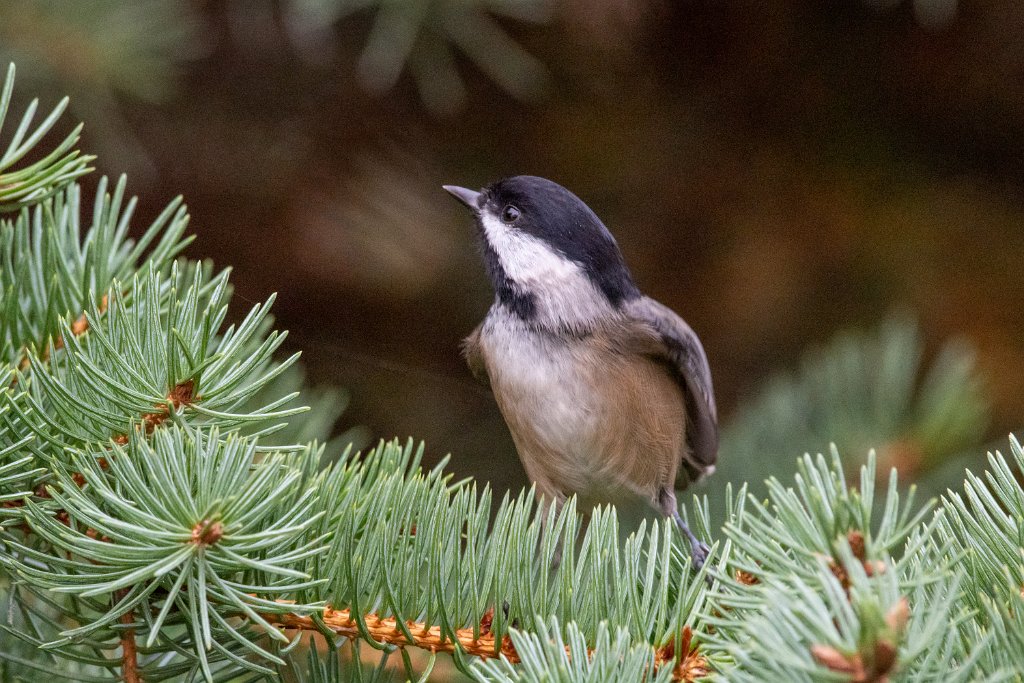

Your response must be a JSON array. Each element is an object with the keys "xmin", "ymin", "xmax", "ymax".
[
  {"xmin": 689, "ymin": 539, "xmax": 714, "ymax": 587},
  {"xmin": 689, "ymin": 538, "xmax": 710, "ymax": 570}
]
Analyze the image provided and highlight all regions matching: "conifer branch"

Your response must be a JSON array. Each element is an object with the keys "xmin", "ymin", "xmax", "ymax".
[
  {"xmin": 0, "ymin": 64, "xmax": 93, "ymax": 213},
  {"xmin": 263, "ymin": 608, "xmax": 711, "ymax": 682},
  {"xmin": 266, "ymin": 606, "xmax": 520, "ymax": 664},
  {"xmin": 718, "ymin": 317, "xmax": 990, "ymax": 500}
]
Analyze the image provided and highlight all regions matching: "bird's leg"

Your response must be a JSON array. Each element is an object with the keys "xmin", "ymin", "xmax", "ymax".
[
  {"xmin": 673, "ymin": 509, "xmax": 711, "ymax": 572},
  {"xmin": 658, "ymin": 488, "xmax": 711, "ymax": 573}
]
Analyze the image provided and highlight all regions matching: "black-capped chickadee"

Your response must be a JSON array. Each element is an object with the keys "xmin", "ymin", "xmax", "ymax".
[{"xmin": 444, "ymin": 176, "xmax": 718, "ymax": 570}]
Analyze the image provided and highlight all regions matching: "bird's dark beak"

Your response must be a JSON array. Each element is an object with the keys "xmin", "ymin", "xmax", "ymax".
[{"xmin": 443, "ymin": 185, "xmax": 483, "ymax": 212}]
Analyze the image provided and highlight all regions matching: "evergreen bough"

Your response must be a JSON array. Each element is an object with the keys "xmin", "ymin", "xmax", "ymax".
[{"xmin": 0, "ymin": 63, "xmax": 1021, "ymax": 682}]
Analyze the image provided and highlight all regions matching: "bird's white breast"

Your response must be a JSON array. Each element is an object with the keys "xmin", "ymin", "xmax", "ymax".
[{"xmin": 481, "ymin": 316, "xmax": 601, "ymax": 455}]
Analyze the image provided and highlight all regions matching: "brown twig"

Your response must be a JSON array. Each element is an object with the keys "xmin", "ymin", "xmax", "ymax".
[
  {"xmin": 264, "ymin": 607, "xmax": 709, "ymax": 682},
  {"xmin": 115, "ymin": 588, "xmax": 141, "ymax": 683},
  {"xmin": 658, "ymin": 626, "xmax": 712, "ymax": 682},
  {"xmin": 825, "ymin": 530, "xmax": 887, "ymax": 593},
  {"xmin": 190, "ymin": 519, "xmax": 223, "ymax": 545},
  {"xmin": 265, "ymin": 607, "xmax": 519, "ymax": 663},
  {"xmin": 112, "ymin": 379, "xmax": 197, "ymax": 445}
]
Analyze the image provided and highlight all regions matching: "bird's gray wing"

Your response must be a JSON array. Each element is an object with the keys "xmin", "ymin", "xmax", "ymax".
[
  {"xmin": 622, "ymin": 297, "xmax": 719, "ymax": 473},
  {"xmin": 461, "ymin": 324, "xmax": 490, "ymax": 386}
]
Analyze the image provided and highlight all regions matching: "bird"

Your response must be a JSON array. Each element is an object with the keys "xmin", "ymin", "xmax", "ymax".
[{"xmin": 443, "ymin": 175, "xmax": 718, "ymax": 570}]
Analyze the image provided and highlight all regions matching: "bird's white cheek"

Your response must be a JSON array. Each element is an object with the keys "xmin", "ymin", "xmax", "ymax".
[
  {"xmin": 479, "ymin": 213, "xmax": 612, "ymax": 328},
  {"xmin": 479, "ymin": 214, "xmax": 578, "ymax": 284}
]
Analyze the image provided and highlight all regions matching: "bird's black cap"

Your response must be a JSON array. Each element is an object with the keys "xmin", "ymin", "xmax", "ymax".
[{"xmin": 480, "ymin": 175, "xmax": 640, "ymax": 306}]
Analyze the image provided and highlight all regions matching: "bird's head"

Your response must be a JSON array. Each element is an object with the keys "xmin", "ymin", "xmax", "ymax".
[{"xmin": 444, "ymin": 175, "xmax": 639, "ymax": 329}]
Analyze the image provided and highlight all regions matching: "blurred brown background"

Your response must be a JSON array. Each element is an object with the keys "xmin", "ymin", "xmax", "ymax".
[{"xmin": 3, "ymin": 0, "xmax": 1022, "ymax": 498}]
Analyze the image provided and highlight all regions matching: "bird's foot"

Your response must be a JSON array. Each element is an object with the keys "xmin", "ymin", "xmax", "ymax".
[
  {"xmin": 689, "ymin": 538, "xmax": 715, "ymax": 587},
  {"xmin": 688, "ymin": 537, "xmax": 711, "ymax": 572}
]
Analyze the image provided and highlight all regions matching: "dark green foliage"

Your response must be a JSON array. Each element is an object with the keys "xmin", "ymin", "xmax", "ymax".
[
  {"xmin": 285, "ymin": 0, "xmax": 548, "ymax": 113},
  {"xmin": 717, "ymin": 318, "xmax": 990, "ymax": 502}
]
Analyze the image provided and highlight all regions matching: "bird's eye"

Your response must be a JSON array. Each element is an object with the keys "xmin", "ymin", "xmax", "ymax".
[{"xmin": 501, "ymin": 204, "xmax": 521, "ymax": 224}]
